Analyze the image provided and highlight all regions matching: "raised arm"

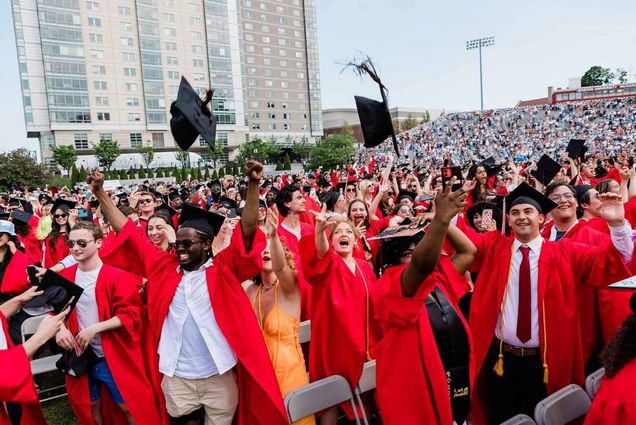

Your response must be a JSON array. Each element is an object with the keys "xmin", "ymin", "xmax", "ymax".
[
  {"xmin": 401, "ymin": 179, "xmax": 466, "ymax": 297},
  {"xmin": 86, "ymin": 170, "xmax": 128, "ymax": 232},
  {"xmin": 310, "ymin": 203, "xmax": 330, "ymax": 258},
  {"xmin": 368, "ymin": 179, "xmax": 390, "ymax": 219},
  {"xmin": 240, "ymin": 161, "xmax": 264, "ymax": 253},
  {"xmin": 266, "ymin": 206, "xmax": 297, "ymax": 293},
  {"xmin": 447, "ymin": 223, "xmax": 477, "ymax": 275}
]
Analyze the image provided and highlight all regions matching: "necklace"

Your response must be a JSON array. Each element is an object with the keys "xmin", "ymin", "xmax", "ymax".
[{"xmin": 262, "ymin": 278, "xmax": 279, "ymax": 292}]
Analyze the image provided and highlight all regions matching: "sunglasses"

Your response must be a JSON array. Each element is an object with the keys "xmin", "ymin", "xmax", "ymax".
[
  {"xmin": 346, "ymin": 188, "xmax": 356, "ymax": 192},
  {"xmin": 66, "ymin": 239, "xmax": 94, "ymax": 248},
  {"xmin": 173, "ymin": 239, "xmax": 205, "ymax": 250},
  {"xmin": 53, "ymin": 213, "xmax": 68, "ymax": 219},
  {"xmin": 138, "ymin": 199, "xmax": 154, "ymax": 204}
]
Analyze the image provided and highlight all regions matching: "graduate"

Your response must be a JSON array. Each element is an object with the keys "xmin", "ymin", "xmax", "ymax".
[
  {"xmin": 0, "ymin": 220, "xmax": 31, "ymax": 298},
  {"xmin": 373, "ymin": 180, "xmax": 477, "ymax": 425},
  {"xmin": 468, "ymin": 183, "xmax": 635, "ymax": 424},
  {"xmin": 585, "ymin": 293, "xmax": 636, "ymax": 425},
  {"xmin": 43, "ymin": 199, "xmax": 76, "ymax": 268},
  {"xmin": 54, "ymin": 221, "xmax": 166, "ymax": 425},
  {"xmin": 0, "ymin": 287, "xmax": 68, "ymax": 425},
  {"xmin": 88, "ymin": 161, "xmax": 288, "ymax": 425}
]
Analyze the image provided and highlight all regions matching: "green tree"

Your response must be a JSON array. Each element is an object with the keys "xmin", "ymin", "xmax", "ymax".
[
  {"xmin": 283, "ymin": 153, "xmax": 292, "ymax": 170},
  {"xmin": 237, "ymin": 138, "xmax": 280, "ymax": 165},
  {"xmin": 291, "ymin": 137, "xmax": 312, "ymax": 162},
  {"xmin": 339, "ymin": 121, "xmax": 354, "ymax": 137},
  {"xmin": 401, "ymin": 113, "xmax": 419, "ymax": 131},
  {"xmin": 175, "ymin": 148, "xmax": 189, "ymax": 168},
  {"xmin": 307, "ymin": 133, "xmax": 356, "ymax": 171},
  {"xmin": 616, "ymin": 68, "xmax": 628, "ymax": 84},
  {"xmin": 581, "ymin": 66, "xmax": 615, "ymax": 87},
  {"xmin": 93, "ymin": 139, "xmax": 121, "ymax": 171},
  {"xmin": 78, "ymin": 165, "xmax": 87, "ymax": 182},
  {"xmin": 136, "ymin": 142, "xmax": 155, "ymax": 171},
  {"xmin": 119, "ymin": 169, "xmax": 127, "ymax": 180},
  {"xmin": 51, "ymin": 145, "xmax": 77, "ymax": 177},
  {"xmin": 420, "ymin": 111, "xmax": 431, "ymax": 125},
  {"xmin": 70, "ymin": 164, "xmax": 80, "ymax": 186},
  {"xmin": 218, "ymin": 166, "xmax": 225, "ymax": 177},
  {"xmin": 211, "ymin": 169, "xmax": 218, "ymax": 180},
  {"xmin": 203, "ymin": 167, "xmax": 210, "ymax": 180},
  {"xmin": 208, "ymin": 143, "xmax": 224, "ymax": 170}
]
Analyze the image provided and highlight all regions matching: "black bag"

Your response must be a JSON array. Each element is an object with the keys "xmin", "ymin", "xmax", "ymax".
[{"xmin": 55, "ymin": 349, "xmax": 97, "ymax": 377}]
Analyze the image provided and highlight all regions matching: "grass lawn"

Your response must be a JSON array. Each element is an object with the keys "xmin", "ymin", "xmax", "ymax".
[{"xmin": 41, "ymin": 397, "xmax": 77, "ymax": 425}]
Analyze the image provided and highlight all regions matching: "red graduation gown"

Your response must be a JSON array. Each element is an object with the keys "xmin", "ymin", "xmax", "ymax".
[
  {"xmin": 43, "ymin": 236, "xmax": 69, "ymax": 269},
  {"xmin": 0, "ymin": 250, "xmax": 31, "ymax": 294},
  {"xmin": 541, "ymin": 221, "xmax": 633, "ymax": 362},
  {"xmin": 373, "ymin": 257, "xmax": 474, "ymax": 425},
  {"xmin": 102, "ymin": 220, "xmax": 288, "ymax": 425},
  {"xmin": 59, "ymin": 264, "xmax": 167, "ymax": 425},
  {"xmin": 278, "ymin": 221, "xmax": 315, "ymax": 321},
  {"xmin": 584, "ymin": 358, "xmax": 636, "ymax": 425},
  {"xmin": 17, "ymin": 232, "xmax": 42, "ymax": 266},
  {"xmin": 468, "ymin": 231, "xmax": 631, "ymax": 424},
  {"xmin": 0, "ymin": 313, "xmax": 46, "ymax": 425},
  {"xmin": 300, "ymin": 236, "xmax": 381, "ymax": 418}
]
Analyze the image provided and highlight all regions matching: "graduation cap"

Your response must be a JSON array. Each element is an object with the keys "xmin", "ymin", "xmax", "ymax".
[
  {"xmin": 178, "ymin": 202, "xmax": 225, "ymax": 237},
  {"xmin": 218, "ymin": 196, "xmax": 237, "ymax": 211},
  {"xmin": 156, "ymin": 203, "xmax": 177, "ymax": 220},
  {"xmin": 566, "ymin": 139, "xmax": 587, "ymax": 161},
  {"xmin": 574, "ymin": 184, "xmax": 593, "ymax": 205},
  {"xmin": 51, "ymin": 198, "xmax": 77, "ymax": 213},
  {"xmin": 530, "ymin": 154, "xmax": 561, "ymax": 186},
  {"xmin": 397, "ymin": 190, "xmax": 417, "ymax": 204},
  {"xmin": 505, "ymin": 183, "xmax": 557, "ymax": 215},
  {"xmin": 480, "ymin": 157, "xmax": 502, "ymax": 177},
  {"xmin": 89, "ymin": 200, "xmax": 100, "ymax": 209},
  {"xmin": 116, "ymin": 193, "xmax": 129, "ymax": 204},
  {"xmin": 321, "ymin": 190, "xmax": 342, "ymax": 211},
  {"xmin": 10, "ymin": 209, "xmax": 33, "ymax": 225},
  {"xmin": 22, "ymin": 270, "xmax": 84, "ymax": 316},
  {"xmin": 335, "ymin": 181, "xmax": 347, "ymax": 192},
  {"xmin": 0, "ymin": 213, "xmax": 9, "ymax": 221},
  {"xmin": 317, "ymin": 177, "xmax": 331, "ymax": 189},
  {"xmin": 368, "ymin": 216, "xmax": 427, "ymax": 241},
  {"xmin": 38, "ymin": 193, "xmax": 53, "ymax": 204},
  {"xmin": 208, "ymin": 179, "xmax": 221, "ymax": 188},
  {"xmin": 348, "ymin": 56, "xmax": 399, "ymax": 156},
  {"xmin": 303, "ymin": 185, "xmax": 313, "ymax": 194},
  {"xmin": 170, "ymin": 77, "xmax": 217, "ymax": 151}
]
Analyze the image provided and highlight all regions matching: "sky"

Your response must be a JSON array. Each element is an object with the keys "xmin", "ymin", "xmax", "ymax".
[{"xmin": 1, "ymin": 0, "xmax": 635, "ymax": 153}]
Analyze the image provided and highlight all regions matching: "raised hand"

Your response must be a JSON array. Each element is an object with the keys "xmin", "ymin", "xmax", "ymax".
[
  {"xmin": 266, "ymin": 205, "xmax": 280, "ymax": 237},
  {"xmin": 462, "ymin": 179, "xmax": 477, "ymax": 192},
  {"xmin": 434, "ymin": 177, "xmax": 467, "ymax": 224},
  {"xmin": 599, "ymin": 192, "xmax": 625, "ymax": 227},
  {"xmin": 310, "ymin": 203, "xmax": 329, "ymax": 234},
  {"xmin": 35, "ymin": 308, "xmax": 70, "ymax": 344},
  {"xmin": 245, "ymin": 160, "xmax": 264, "ymax": 183},
  {"xmin": 86, "ymin": 169, "xmax": 105, "ymax": 193},
  {"xmin": 157, "ymin": 223, "xmax": 176, "ymax": 244},
  {"xmin": 68, "ymin": 209, "xmax": 78, "ymax": 226}
]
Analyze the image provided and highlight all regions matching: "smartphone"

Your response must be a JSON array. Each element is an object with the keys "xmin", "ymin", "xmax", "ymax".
[
  {"xmin": 77, "ymin": 208, "xmax": 89, "ymax": 218},
  {"xmin": 26, "ymin": 266, "xmax": 39, "ymax": 286},
  {"xmin": 482, "ymin": 209, "xmax": 493, "ymax": 230},
  {"xmin": 441, "ymin": 166, "xmax": 462, "ymax": 191}
]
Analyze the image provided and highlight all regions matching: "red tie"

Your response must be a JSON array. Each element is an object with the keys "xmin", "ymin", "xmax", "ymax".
[{"xmin": 516, "ymin": 246, "xmax": 532, "ymax": 343}]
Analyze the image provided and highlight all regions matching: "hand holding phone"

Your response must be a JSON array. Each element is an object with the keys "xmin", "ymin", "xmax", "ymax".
[
  {"xmin": 481, "ymin": 209, "xmax": 495, "ymax": 231},
  {"xmin": 441, "ymin": 166, "xmax": 463, "ymax": 191}
]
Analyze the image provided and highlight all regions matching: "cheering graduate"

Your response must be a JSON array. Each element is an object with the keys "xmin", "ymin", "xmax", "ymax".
[
  {"xmin": 585, "ymin": 293, "xmax": 636, "ymax": 425},
  {"xmin": 373, "ymin": 180, "xmax": 477, "ymax": 425},
  {"xmin": 300, "ymin": 207, "xmax": 381, "ymax": 424},
  {"xmin": 54, "ymin": 221, "xmax": 166, "ymax": 425},
  {"xmin": 88, "ymin": 162, "xmax": 288, "ymax": 425},
  {"xmin": 468, "ymin": 184, "xmax": 634, "ymax": 423},
  {"xmin": 0, "ymin": 288, "xmax": 67, "ymax": 425},
  {"xmin": 0, "ymin": 220, "xmax": 31, "ymax": 297},
  {"xmin": 11, "ymin": 210, "xmax": 42, "ymax": 265},
  {"xmin": 43, "ymin": 199, "xmax": 76, "ymax": 268},
  {"xmin": 541, "ymin": 182, "xmax": 633, "ymax": 370}
]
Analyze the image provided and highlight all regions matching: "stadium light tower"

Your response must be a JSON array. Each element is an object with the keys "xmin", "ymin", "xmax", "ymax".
[{"xmin": 466, "ymin": 36, "xmax": 495, "ymax": 111}]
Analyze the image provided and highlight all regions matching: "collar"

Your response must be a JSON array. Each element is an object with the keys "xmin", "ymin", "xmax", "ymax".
[
  {"xmin": 513, "ymin": 234, "xmax": 543, "ymax": 253},
  {"xmin": 176, "ymin": 257, "xmax": 213, "ymax": 274},
  {"xmin": 549, "ymin": 219, "xmax": 579, "ymax": 241}
]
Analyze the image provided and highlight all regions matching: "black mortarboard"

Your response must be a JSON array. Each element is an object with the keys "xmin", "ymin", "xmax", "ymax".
[
  {"xmin": 0, "ymin": 212, "xmax": 10, "ymax": 220},
  {"xmin": 89, "ymin": 200, "xmax": 100, "ymax": 209},
  {"xmin": 530, "ymin": 154, "xmax": 561, "ymax": 186},
  {"xmin": 8, "ymin": 198, "xmax": 20, "ymax": 208},
  {"xmin": 258, "ymin": 199, "xmax": 267, "ymax": 209},
  {"xmin": 575, "ymin": 184, "xmax": 593, "ymax": 204},
  {"xmin": 267, "ymin": 186, "xmax": 280, "ymax": 196},
  {"xmin": 22, "ymin": 270, "xmax": 84, "ymax": 316},
  {"xmin": 303, "ymin": 185, "xmax": 313, "ymax": 194},
  {"xmin": 39, "ymin": 194, "xmax": 53, "ymax": 204},
  {"xmin": 116, "ymin": 192, "xmax": 128, "ymax": 199},
  {"xmin": 397, "ymin": 190, "xmax": 417, "ymax": 203},
  {"xmin": 480, "ymin": 157, "xmax": 502, "ymax": 177},
  {"xmin": 505, "ymin": 183, "xmax": 557, "ymax": 215},
  {"xmin": 10, "ymin": 209, "xmax": 33, "ymax": 225},
  {"xmin": 168, "ymin": 192, "xmax": 181, "ymax": 201},
  {"xmin": 321, "ymin": 190, "xmax": 342, "ymax": 211},
  {"xmin": 566, "ymin": 139, "xmax": 587, "ymax": 161},
  {"xmin": 51, "ymin": 199, "xmax": 77, "ymax": 213},
  {"xmin": 208, "ymin": 179, "xmax": 221, "ymax": 188},
  {"xmin": 317, "ymin": 177, "xmax": 331, "ymax": 189},
  {"xmin": 218, "ymin": 196, "xmax": 237, "ymax": 210},
  {"xmin": 178, "ymin": 203, "xmax": 225, "ymax": 237},
  {"xmin": 349, "ymin": 57, "xmax": 399, "ymax": 156},
  {"xmin": 156, "ymin": 203, "xmax": 177, "ymax": 218},
  {"xmin": 170, "ymin": 77, "xmax": 217, "ymax": 151},
  {"xmin": 335, "ymin": 181, "xmax": 347, "ymax": 192}
]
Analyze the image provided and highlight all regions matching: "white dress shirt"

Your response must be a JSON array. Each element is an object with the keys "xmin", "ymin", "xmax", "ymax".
[
  {"xmin": 495, "ymin": 236, "xmax": 542, "ymax": 348},
  {"xmin": 158, "ymin": 259, "xmax": 237, "ymax": 379}
]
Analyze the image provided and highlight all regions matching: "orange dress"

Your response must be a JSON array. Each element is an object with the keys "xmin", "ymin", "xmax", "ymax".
[{"xmin": 255, "ymin": 284, "xmax": 315, "ymax": 425}]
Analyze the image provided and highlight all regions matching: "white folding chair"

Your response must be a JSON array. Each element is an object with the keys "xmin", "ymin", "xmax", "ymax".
[
  {"xmin": 500, "ymin": 413, "xmax": 537, "ymax": 425},
  {"xmin": 354, "ymin": 360, "xmax": 376, "ymax": 425},
  {"xmin": 298, "ymin": 320, "xmax": 311, "ymax": 344},
  {"xmin": 584, "ymin": 367, "xmax": 604, "ymax": 400},
  {"xmin": 284, "ymin": 375, "xmax": 361, "ymax": 425},
  {"xmin": 534, "ymin": 384, "xmax": 591, "ymax": 425}
]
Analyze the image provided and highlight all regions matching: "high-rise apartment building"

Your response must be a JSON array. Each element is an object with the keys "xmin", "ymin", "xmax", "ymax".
[{"xmin": 10, "ymin": 0, "xmax": 322, "ymax": 169}]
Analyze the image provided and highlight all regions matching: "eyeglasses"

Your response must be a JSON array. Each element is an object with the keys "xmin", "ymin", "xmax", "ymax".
[
  {"xmin": 548, "ymin": 193, "xmax": 575, "ymax": 202},
  {"xmin": 66, "ymin": 239, "xmax": 94, "ymax": 248},
  {"xmin": 173, "ymin": 239, "xmax": 205, "ymax": 250},
  {"xmin": 53, "ymin": 213, "xmax": 68, "ymax": 219},
  {"xmin": 138, "ymin": 199, "xmax": 154, "ymax": 204},
  {"xmin": 346, "ymin": 188, "xmax": 356, "ymax": 193}
]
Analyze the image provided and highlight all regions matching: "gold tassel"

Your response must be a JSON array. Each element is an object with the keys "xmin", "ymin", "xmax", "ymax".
[
  {"xmin": 543, "ymin": 363, "xmax": 549, "ymax": 384},
  {"xmin": 494, "ymin": 354, "xmax": 504, "ymax": 377}
]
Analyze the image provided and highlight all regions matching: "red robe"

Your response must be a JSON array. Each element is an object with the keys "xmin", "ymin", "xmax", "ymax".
[
  {"xmin": 468, "ymin": 231, "xmax": 631, "ymax": 424},
  {"xmin": 0, "ymin": 312, "xmax": 46, "ymax": 425},
  {"xmin": 299, "ymin": 195, "xmax": 319, "ymax": 226},
  {"xmin": 102, "ymin": 220, "xmax": 288, "ymax": 425},
  {"xmin": 43, "ymin": 235, "xmax": 69, "ymax": 268},
  {"xmin": 373, "ymin": 257, "xmax": 474, "ymax": 425},
  {"xmin": 584, "ymin": 358, "xmax": 636, "ymax": 425},
  {"xmin": 17, "ymin": 232, "xmax": 42, "ymax": 266},
  {"xmin": 0, "ymin": 250, "xmax": 31, "ymax": 294},
  {"xmin": 278, "ymin": 221, "xmax": 315, "ymax": 321},
  {"xmin": 59, "ymin": 264, "xmax": 167, "ymax": 425},
  {"xmin": 300, "ymin": 236, "xmax": 381, "ymax": 418},
  {"xmin": 541, "ymin": 221, "xmax": 632, "ymax": 362}
]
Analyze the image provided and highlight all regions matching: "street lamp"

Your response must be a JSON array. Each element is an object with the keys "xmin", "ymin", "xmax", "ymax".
[{"xmin": 466, "ymin": 36, "xmax": 495, "ymax": 111}]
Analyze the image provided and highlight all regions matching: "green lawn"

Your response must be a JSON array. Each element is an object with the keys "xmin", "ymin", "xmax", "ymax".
[{"xmin": 42, "ymin": 397, "xmax": 78, "ymax": 425}]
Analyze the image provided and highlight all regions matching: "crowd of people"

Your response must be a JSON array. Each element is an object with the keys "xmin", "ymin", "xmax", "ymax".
[{"xmin": 2, "ymin": 98, "xmax": 636, "ymax": 425}]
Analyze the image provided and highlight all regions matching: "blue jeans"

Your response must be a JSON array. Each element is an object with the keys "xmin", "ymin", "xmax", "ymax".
[{"xmin": 88, "ymin": 358, "xmax": 124, "ymax": 404}]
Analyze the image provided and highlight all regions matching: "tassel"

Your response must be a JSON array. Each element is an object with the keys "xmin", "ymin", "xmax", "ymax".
[
  {"xmin": 543, "ymin": 363, "xmax": 549, "ymax": 384},
  {"xmin": 493, "ymin": 354, "xmax": 504, "ymax": 377}
]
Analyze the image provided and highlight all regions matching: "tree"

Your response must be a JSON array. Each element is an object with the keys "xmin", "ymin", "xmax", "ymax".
[
  {"xmin": 175, "ymin": 148, "xmax": 189, "ymax": 168},
  {"xmin": 138, "ymin": 167, "xmax": 146, "ymax": 179},
  {"xmin": 581, "ymin": 66, "xmax": 615, "ymax": 87},
  {"xmin": 237, "ymin": 138, "xmax": 280, "ymax": 165},
  {"xmin": 616, "ymin": 68, "xmax": 628, "ymax": 84},
  {"xmin": 70, "ymin": 164, "xmax": 80, "ymax": 186},
  {"xmin": 51, "ymin": 145, "xmax": 77, "ymax": 177},
  {"xmin": 0, "ymin": 149, "xmax": 51, "ymax": 190},
  {"xmin": 291, "ymin": 137, "xmax": 312, "ymax": 162},
  {"xmin": 203, "ymin": 167, "xmax": 210, "ymax": 180},
  {"xmin": 137, "ymin": 142, "xmax": 155, "ymax": 171},
  {"xmin": 283, "ymin": 153, "xmax": 292, "ymax": 170},
  {"xmin": 208, "ymin": 143, "xmax": 224, "ymax": 170},
  {"xmin": 420, "ymin": 110, "xmax": 431, "ymax": 125},
  {"xmin": 78, "ymin": 165, "xmax": 87, "ymax": 182},
  {"xmin": 307, "ymin": 133, "xmax": 356, "ymax": 171},
  {"xmin": 211, "ymin": 169, "xmax": 218, "ymax": 180},
  {"xmin": 93, "ymin": 139, "xmax": 121, "ymax": 171},
  {"xmin": 339, "ymin": 121, "xmax": 355, "ymax": 137},
  {"xmin": 218, "ymin": 166, "xmax": 225, "ymax": 177},
  {"xmin": 401, "ymin": 113, "xmax": 419, "ymax": 131}
]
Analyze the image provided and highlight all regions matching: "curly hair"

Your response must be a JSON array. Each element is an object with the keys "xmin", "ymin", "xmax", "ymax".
[
  {"xmin": 375, "ymin": 232, "xmax": 425, "ymax": 275},
  {"xmin": 600, "ymin": 308, "xmax": 636, "ymax": 378}
]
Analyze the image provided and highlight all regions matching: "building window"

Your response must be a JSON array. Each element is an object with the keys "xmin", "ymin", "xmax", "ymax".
[
  {"xmin": 74, "ymin": 133, "xmax": 89, "ymax": 149},
  {"xmin": 120, "ymin": 37, "xmax": 133, "ymax": 47},
  {"xmin": 119, "ymin": 21, "xmax": 132, "ymax": 31},
  {"xmin": 268, "ymin": 124, "xmax": 277, "ymax": 130},
  {"xmin": 244, "ymin": 23, "xmax": 253, "ymax": 30},
  {"xmin": 97, "ymin": 112, "xmax": 110, "ymax": 121},
  {"xmin": 94, "ymin": 81, "xmax": 107, "ymax": 90},
  {"xmin": 251, "ymin": 123, "xmax": 260, "ymax": 129},
  {"xmin": 125, "ymin": 83, "xmax": 138, "ymax": 92},
  {"xmin": 267, "ymin": 112, "xmax": 275, "ymax": 119},
  {"xmin": 194, "ymin": 73, "xmax": 204, "ymax": 81},
  {"xmin": 92, "ymin": 65, "xmax": 106, "ymax": 75},
  {"xmin": 167, "ymin": 71, "xmax": 179, "ymax": 80},
  {"xmin": 152, "ymin": 133, "xmax": 164, "ymax": 148},
  {"xmin": 99, "ymin": 133, "xmax": 112, "ymax": 141},
  {"xmin": 251, "ymin": 112, "xmax": 260, "ymax": 118},
  {"xmin": 128, "ymin": 113, "xmax": 141, "ymax": 122},
  {"xmin": 129, "ymin": 133, "xmax": 142, "ymax": 147},
  {"xmin": 163, "ymin": 13, "xmax": 175, "ymax": 22},
  {"xmin": 164, "ymin": 27, "xmax": 176, "ymax": 37},
  {"xmin": 167, "ymin": 56, "xmax": 178, "ymax": 65},
  {"xmin": 165, "ymin": 42, "xmax": 177, "ymax": 51},
  {"xmin": 88, "ymin": 17, "xmax": 101, "ymax": 27},
  {"xmin": 284, "ymin": 124, "xmax": 291, "ymax": 130},
  {"xmin": 267, "ymin": 102, "xmax": 275, "ymax": 108},
  {"xmin": 218, "ymin": 132, "xmax": 228, "ymax": 147},
  {"xmin": 127, "ymin": 97, "xmax": 139, "ymax": 107},
  {"xmin": 95, "ymin": 96, "xmax": 108, "ymax": 106},
  {"xmin": 283, "ymin": 113, "xmax": 290, "ymax": 119},
  {"xmin": 122, "ymin": 52, "xmax": 135, "ymax": 62},
  {"xmin": 123, "ymin": 67, "xmax": 136, "ymax": 77},
  {"xmin": 90, "ymin": 49, "xmax": 104, "ymax": 59},
  {"xmin": 192, "ymin": 59, "xmax": 203, "ymax": 67},
  {"xmin": 86, "ymin": 1, "xmax": 99, "ymax": 10},
  {"xmin": 118, "ymin": 6, "xmax": 131, "ymax": 15},
  {"xmin": 190, "ymin": 17, "xmax": 200, "ymax": 25},
  {"xmin": 192, "ymin": 45, "xmax": 203, "ymax": 54},
  {"xmin": 89, "ymin": 33, "xmax": 103, "ymax": 43}
]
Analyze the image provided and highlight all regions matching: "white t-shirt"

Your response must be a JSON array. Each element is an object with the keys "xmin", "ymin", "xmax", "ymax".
[
  {"xmin": 0, "ymin": 327, "xmax": 7, "ymax": 350},
  {"xmin": 75, "ymin": 266, "xmax": 104, "ymax": 357}
]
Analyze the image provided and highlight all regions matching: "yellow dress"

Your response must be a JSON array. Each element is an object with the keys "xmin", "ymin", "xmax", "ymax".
[{"xmin": 256, "ymin": 284, "xmax": 315, "ymax": 425}]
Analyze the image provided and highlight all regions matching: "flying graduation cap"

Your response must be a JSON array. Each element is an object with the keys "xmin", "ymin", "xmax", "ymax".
[
  {"xmin": 347, "ymin": 56, "xmax": 399, "ymax": 156},
  {"xmin": 169, "ymin": 77, "xmax": 217, "ymax": 151},
  {"xmin": 530, "ymin": 154, "xmax": 561, "ymax": 186}
]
